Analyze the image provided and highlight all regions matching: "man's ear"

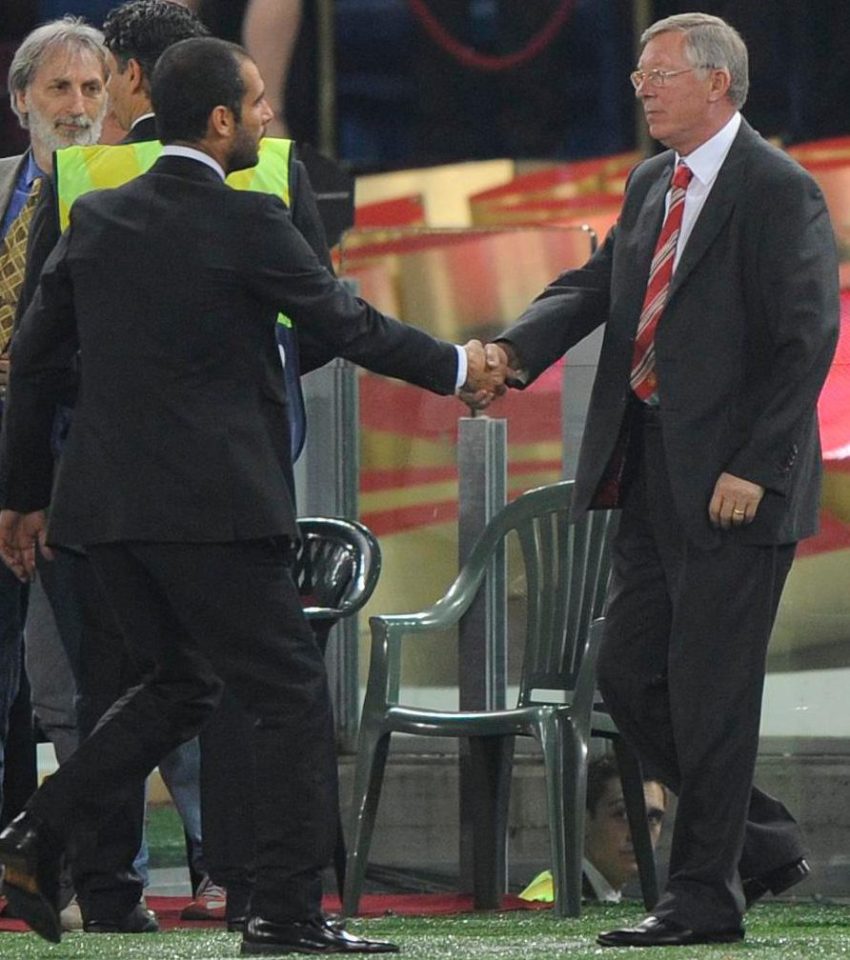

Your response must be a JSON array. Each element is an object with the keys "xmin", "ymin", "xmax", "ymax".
[
  {"xmin": 14, "ymin": 88, "xmax": 28, "ymax": 124},
  {"xmin": 125, "ymin": 58, "xmax": 146, "ymax": 96},
  {"xmin": 707, "ymin": 67, "xmax": 732, "ymax": 103},
  {"xmin": 208, "ymin": 104, "xmax": 234, "ymax": 138}
]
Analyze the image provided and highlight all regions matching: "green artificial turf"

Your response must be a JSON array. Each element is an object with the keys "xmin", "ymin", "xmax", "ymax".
[
  {"xmin": 145, "ymin": 802, "xmax": 188, "ymax": 869},
  {"xmin": 2, "ymin": 903, "xmax": 850, "ymax": 959}
]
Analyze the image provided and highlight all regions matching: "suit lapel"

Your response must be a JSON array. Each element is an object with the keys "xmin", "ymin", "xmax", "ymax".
[
  {"xmin": 635, "ymin": 160, "xmax": 673, "ymax": 255},
  {"xmin": 0, "ymin": 155, "xmax": 26, "ymax": 222},
  {"xmin": 667, "ymin": 122, "xmax": 753, "ymax": 300},
  {"xmin": 619, "ymin": 158, "xmax": 672, "ymax": 331}
]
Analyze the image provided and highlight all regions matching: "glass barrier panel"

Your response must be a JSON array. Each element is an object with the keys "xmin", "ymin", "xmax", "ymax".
[{"xmin": 340, "ymin": 225, "xmax": 595, "ymax": 709}]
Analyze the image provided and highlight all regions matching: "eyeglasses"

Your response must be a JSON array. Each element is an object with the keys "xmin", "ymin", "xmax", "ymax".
[{"xmin": 630, "ymin": 67, "xmax": 696, "ymax": 90}]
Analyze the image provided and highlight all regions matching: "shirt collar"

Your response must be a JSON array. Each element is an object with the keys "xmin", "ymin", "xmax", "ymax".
[
  {"xmin": 23, "ymin": 150, "xmax": 47, "ymax": 189},
  {"xmin": 676, "ymin": 111, "xmax": 741, "ymax": 186},
  {"xmin": 583, "ymin": 858, "xmax": 623, "ymax": 903},
  {"xmin": 160, "ymin": 145, "xmax": 226, "ymax": 181}
]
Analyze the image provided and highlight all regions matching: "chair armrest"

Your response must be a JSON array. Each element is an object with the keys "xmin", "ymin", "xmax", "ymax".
[{"xmin": 363, "ymin": 544, "xmax": 498, "ymax": 705}]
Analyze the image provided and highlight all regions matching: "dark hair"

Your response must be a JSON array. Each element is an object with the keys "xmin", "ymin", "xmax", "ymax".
[
  {"xmin": 586, "ymin": 755, "xmax": 620, "ymax": 816},
  {"xmin": 586, "ymin": 754, "xmax": 668, "ymax": 816},
  {"xmin": 151, "ymin": 36, "xmax": 247, "ymax": 144},
  {"xmin": 103, "ymin": 0, "xmax": 208, "ymax": 92}
]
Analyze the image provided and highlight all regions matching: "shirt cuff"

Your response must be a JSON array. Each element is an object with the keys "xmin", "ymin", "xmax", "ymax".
[{"xmin": 454, "ymin": 344, "xmax": 467, "ymax": 392}]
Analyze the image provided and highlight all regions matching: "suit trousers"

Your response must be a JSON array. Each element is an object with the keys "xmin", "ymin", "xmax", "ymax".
[
  {"xmin": 597, "ymin": 406, "xmax": 804, "ymax": 931},
  {"xmin": 26, "ymin": 538, "xmax": 339, "ymax": 921},
  {"xmin": 200, "ymin": 686, "xmax": 256, "ymax": 907}
]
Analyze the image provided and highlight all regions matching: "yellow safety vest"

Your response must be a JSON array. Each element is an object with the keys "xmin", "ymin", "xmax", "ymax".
[
  {"xmin": 55, "ymin": 138, "xmax": 295, "ymax": 329},
  {"xmin": 55, "ymin": 137, "xmax": 292, "ymax": 229}
]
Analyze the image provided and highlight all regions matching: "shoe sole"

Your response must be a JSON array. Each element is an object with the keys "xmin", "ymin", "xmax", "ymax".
[
  {"xmin": 1, "ymin": 865, "xmax": 61, "ymax": 944},
  {"xmin": 597, "ymin": 930, "xmax": 744, "ymax": 947}
]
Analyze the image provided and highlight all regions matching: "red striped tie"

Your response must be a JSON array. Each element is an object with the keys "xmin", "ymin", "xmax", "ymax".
[{"xmin": 630, "ymin": 161, "xmax": 693, "ymax": 402}]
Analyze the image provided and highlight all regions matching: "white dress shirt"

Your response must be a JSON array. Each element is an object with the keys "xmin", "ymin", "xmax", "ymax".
[{"xmin": 672, "ymin": 111, "xmax": 741, "ymax": 271}]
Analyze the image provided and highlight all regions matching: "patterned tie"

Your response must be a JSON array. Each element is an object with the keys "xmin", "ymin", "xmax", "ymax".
[
  {"xmin": 630, "ymin": 161, "xmax": 693, "ymax": 403},
  {"xmin": 0, "ymin": 176, "xmax": 43, "ymax": 350}
]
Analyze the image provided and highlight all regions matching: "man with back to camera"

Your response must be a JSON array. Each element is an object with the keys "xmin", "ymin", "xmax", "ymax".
[
  {"xmin": 20, "ymin": 0, "xmax": 460, "ymax": 929},
  {"xmin": 483, "ymin": 11, "xmax": 839, "ymax": 947},
  {"xmin": 0, "ymin": 34, "xmax": 504, "ymax": 952}
]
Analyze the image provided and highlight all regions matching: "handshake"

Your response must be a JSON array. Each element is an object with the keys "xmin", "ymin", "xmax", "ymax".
[{"xmin": 460, "ymin": 340, "xmax": 517, "ymax": 410}]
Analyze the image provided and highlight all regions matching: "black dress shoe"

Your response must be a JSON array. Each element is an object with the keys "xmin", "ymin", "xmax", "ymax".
[
  {"xmin": 743, "ymin": 856, "xmax": 811, "ymax": 907},
  {"xmin": 0, "ymin": 810, "xmax": 63, "ymax": 943},
  {"xmin": 597, "ymin": 915, "xmax": 744, "ymax": 948},
  {"xmin": 83, "ymin": 902, "xmax": 159, "ymax": 933},
  {"xmin": 240, "ymin": 915, "xmax": 399, "ymax": 955}
]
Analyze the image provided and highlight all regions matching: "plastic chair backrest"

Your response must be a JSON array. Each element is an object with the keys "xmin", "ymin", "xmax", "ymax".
[
  {"xmin": 293, "ymin": 517, "xmax": 382, "ymax": 623},
  {"xmin": 458, "ymin": 481, "xmax": 615, "ymax": 708}
]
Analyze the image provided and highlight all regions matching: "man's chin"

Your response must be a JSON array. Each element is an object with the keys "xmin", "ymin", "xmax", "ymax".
[{"xmin": 55, "ymin": 129, "xmax": 98, "ymax": 149}]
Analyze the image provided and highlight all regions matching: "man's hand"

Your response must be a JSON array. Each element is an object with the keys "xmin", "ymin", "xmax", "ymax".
[
  {"xmin": 0, "ymin": 509, "xmax": 52, "ymax": 581},
  {"xmin": 460, "ymin": 340, "xmax": 507, "ymax": 409},
  {"xmin": 458, "ymin": 340, "xmax": 508, "ymax": 410},
  {"xmin": 708, "ymin": 472, "xmax": 765, "ymax": 529}
]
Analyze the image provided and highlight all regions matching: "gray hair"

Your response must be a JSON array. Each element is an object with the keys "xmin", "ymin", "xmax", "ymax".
[
  {"xmin": 8, "ymin": 16, "xmax": 107, "ymax": 129},
  {"xmin": 642, "ymin": 12, "xmax": 749, "ymax": 110}
]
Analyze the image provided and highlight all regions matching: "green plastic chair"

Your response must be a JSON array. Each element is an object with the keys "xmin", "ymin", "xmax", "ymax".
[{"xmin": 342, "ymin": 480, "xmax": 658, "ymax": 917}]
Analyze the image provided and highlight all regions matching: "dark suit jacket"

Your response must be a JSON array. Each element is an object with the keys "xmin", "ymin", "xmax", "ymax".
[
  {"xmin": 501, "ymin": 120, "xmax": 839, "ymax": 548},
  {"xmin": 2, "ymin": 156, "xmax": 459, "ymax": 545}
]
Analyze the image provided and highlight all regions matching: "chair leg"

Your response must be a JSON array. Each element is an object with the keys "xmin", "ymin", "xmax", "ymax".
[
  {"xmin": 540, "ymin": 716, "xmax": 586, "ymax": 917},
  {"xmin": 466, "ymin": 735, "xmax": 514, "ymax": 909},
  {"xmin": 342, "ymin": 724, "xmax": 391, "ymax": 916},
  {"xmin": 612, "ymin": 734, "xmax": 659, "ymax": 910}
]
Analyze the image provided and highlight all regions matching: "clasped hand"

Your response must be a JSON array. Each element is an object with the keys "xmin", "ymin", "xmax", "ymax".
[
  {"xmin": 460, "ymin": 340, "xmax": 508, "ymax": 407},
  {"xmin": 459, "ymin": 341, "xmax": 523, "ymax": 409},
  {"xmin": 0, "ymin": 508, "xmax": 52, "ymax": 582}
]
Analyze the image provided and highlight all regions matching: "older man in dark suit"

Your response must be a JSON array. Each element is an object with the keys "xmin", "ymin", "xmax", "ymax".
[
  {"xmin": 488, "ymin": 12, "xmax": 839, "ymax": 949},
  {"xmin": 0, "ymin": 35, "xmax": 503, "ymax": 952}
]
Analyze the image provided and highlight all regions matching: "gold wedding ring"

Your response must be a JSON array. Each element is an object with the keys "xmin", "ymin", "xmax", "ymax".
[{"xmin": 732, "ymin": 508, "xmax": 745, "ymax": 516}]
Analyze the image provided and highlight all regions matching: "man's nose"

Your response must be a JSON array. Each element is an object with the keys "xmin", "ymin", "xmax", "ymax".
[{"xmin": 67, "ymin": 86, "xmax": 86, "ymax": 114}]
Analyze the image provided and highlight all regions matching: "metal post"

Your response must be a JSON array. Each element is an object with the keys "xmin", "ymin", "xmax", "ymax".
[
  {"xmin": 299, "ymin": 354, "xmax": 360, "ymax": 749},
  {"xmin": 456, "ymin": 415, "xmax": 508, "ymax": 902}
]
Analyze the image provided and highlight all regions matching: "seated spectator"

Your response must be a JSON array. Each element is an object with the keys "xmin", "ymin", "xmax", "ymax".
[{"xmin": 519, "ymin": 754, "xmax": 667, "ymax": 904}]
